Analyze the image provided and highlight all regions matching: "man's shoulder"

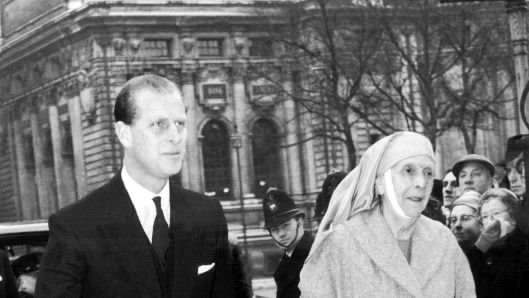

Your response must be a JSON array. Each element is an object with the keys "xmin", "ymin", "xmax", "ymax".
[
  {"xmin": 51, "ymin": 175, "xmax": 119, "ymax": 221},
  {"xmin": 171, "ymin": 184, "xmax": 221, "ymax": 208}
]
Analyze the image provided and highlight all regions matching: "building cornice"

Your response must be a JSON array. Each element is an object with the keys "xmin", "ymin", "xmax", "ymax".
[{"xmin": 0, "ymin": 1, "xmax": 287, "ymax": 71}]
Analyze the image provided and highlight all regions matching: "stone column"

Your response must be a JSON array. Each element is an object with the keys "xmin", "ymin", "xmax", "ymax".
[
  {"xmin": 12, "ymin": 109, "xmax": 39, "ymax": 220},
  {"xmin": 281, "ymin": 80, "xmax": 303, "ymax": 196},
  {"xmin": 7, "ymin": 114, "xmax": 22, "ymax": 220},
  {"xmin": 181, "ymin": 70, "xmax": 202, "ymax": 192},
  {"xmin": 30, "ymin": 102, "xmax": 57, "ymax": 218},
  {"xmin": 231, "ymin": 66, "xmax": 252, "ymax": 197},
  {"xmin": 69, "ymin": 94, "xmax": 87, "ymax": 199},
  {"xmin": 49, "ymin": 100, "xmax": 78, "ymax": 208}
]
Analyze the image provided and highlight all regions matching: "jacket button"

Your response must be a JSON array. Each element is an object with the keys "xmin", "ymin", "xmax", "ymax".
[{"xmin": 486, "ymin": 258, "xmax": 493, "ymax": 266}]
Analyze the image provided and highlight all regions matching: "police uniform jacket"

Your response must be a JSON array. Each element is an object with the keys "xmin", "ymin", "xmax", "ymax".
[{"xmin": 274, "ymin": 231, "xmax": 314, "ymax": 298}]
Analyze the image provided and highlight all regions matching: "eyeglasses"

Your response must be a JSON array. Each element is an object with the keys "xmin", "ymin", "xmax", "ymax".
[
  {"xmin": 448, "ymin": 215, "xmax": 476, "ymax": 226},
  {"xmin": 481, "ymin": 209, "xmax": 510, "ymax": 221}
]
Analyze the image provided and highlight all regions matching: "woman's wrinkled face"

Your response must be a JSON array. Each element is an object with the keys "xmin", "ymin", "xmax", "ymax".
[
  {"xmin": 480, "ymin": 197, "xmax": 514, "ymax": 227},
  {"xmin": 381, "ymin": 155, "xmax": 435, "ymax": 218}
]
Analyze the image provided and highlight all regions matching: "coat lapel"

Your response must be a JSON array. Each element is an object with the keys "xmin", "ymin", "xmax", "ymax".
[
  {"xmin": 351, "ymin": 208, "xmax": 424, "ymax": 297},
  {"xmin": 410, "ymin": 217, "xmax": 446, "ymax": 288},
  {"xmin": 97, "ymin": 175, "xmax": 163, "ymax": 298},
  {"xmin": 169, "ymin": 184, "xmax": 200, "ymax": 297}
]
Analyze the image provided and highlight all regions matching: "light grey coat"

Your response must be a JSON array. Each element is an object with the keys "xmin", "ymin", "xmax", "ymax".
[{"xmin": 299, "ymin": 207, "xmax": 475, "ymax": 298}]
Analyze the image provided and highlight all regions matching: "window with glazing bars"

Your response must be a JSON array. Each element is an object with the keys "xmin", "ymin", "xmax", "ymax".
[
  {"xmin": 143, "ymin": 39, "xmax": 171, "ymax": 57},
  {"xmin": 249, "ymin": 38, "xmax": 272, "ymax": 57},
  {"xmin": 202, "ymin": 120, "xmax": 232, "ymax": 199},
  {"xmin": 197, "ymin": 38, "xmax": 223, "ymax": 57}
]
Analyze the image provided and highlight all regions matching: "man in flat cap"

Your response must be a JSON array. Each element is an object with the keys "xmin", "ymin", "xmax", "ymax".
[
  {"xmin": 262, "ymin": 188, "xmax": 314, "ymax": 298},
  {"xmin": 452, "ymin": 154, "xmax": 495, "ymax": 195}
]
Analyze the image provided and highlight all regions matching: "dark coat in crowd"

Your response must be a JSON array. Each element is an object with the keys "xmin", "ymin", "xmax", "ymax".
[
  {"xmin": 274, "ymin": 231, "xmax": 314, "ymax": 298},
  {"xmin": 0, "ymin": 250, "xmax": 18, "ymax": 298},
  {"xmin": 464, "ymin": 228, "xmax": 529, "ymax": 298}
]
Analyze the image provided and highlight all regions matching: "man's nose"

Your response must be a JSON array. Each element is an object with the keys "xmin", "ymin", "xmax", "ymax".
[
  {"xmin": 455, "ymin": 224, "xmax": 463, "ymax": 231},
  {"xmin": 167, "ymin": 123, "xmax": 182, "ymax": 143},
  {"xmin": 508, "ymin": 171, "xmax": 517, "ymax": 182}
]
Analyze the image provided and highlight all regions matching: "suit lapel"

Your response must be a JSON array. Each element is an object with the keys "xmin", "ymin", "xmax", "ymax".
[
  {"xmin": 351, "ymin": 208, "xmax": 423, "ymax": 298},
  {"xmin": 169, "ymin": 184, "xmax": 200, "ymax": 296},
  {"xmin": 97, "ymin": 175, "xmax": 163, "ymax": 298}
]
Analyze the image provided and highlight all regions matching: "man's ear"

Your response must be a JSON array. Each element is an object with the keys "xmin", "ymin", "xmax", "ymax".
[
  {"xmin": 115, "ymin": 121, "xmax": 132, "ymax": 147},
  {"xmin": 375, "ymin": 176, "xmax": 385, "ymax": 196}
]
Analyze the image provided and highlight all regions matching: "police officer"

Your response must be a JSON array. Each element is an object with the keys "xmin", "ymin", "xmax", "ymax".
[{"xmin": 262, "ymin": 188, "xmax": 314, "ymax": 298}]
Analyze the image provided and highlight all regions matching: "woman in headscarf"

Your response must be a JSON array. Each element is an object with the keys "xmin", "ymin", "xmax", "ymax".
[{"xmin": 299, "ymin": 131, "xmax": 475, "ymax": 298}]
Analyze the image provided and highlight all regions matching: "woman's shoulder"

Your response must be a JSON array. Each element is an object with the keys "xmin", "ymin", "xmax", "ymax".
[{"xmin": 417, "ymin": 215, "xmax": 456, "ymax": 243}]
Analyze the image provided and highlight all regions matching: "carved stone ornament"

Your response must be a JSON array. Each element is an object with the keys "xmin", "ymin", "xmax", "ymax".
[
  {"xmin": 182, "ymin": 37, "xmax": 195, "ymax": 56},
  {"xmin": 234, "ymin": 36, "xmax": 246, "ymax": 56},
  {"xmin": 112, "ymin": 37, "xmax": 126, "ymax": 56},
  {"xmin": 129, "ymin": 38, "xmax": 141, "ymax": 54},
  {"xmin": 80, "ymin": 87, "xmax": 97, "ymax": 124}
]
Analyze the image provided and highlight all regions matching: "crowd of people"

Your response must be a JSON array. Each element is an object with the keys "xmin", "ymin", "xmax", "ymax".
[{"xmin": 262, "ymin": 131, "xmax": 529, "ymax": 298}]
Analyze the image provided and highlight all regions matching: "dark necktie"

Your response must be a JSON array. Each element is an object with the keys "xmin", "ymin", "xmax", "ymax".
[{"xmin": 152, "ymin": 196, "xmax": 169, "ymax": 267}]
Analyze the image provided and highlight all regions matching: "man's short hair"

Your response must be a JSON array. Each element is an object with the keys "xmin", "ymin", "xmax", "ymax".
[{"xmin": 114, "ymin": 74, "xmax": 181, "ymax": 125}]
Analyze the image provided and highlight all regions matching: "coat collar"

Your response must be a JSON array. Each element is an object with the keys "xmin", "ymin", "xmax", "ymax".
[{"xmin": 348, "ymin": 207, "xmax": 444, "ymax": 298}]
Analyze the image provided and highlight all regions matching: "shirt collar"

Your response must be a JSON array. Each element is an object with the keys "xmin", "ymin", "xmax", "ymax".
[{"xmin": 121, "ymin": 166, "xmax": 170, "ymax": 205}]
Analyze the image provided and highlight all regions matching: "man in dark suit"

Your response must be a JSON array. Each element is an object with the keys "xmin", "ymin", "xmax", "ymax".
[
  {"xmin": 35, "ymin": 74, "xmax": 234, "ymax": 297},
  {"xmin": 262, "ymin": 188, "xmax": 314, "ymax": 298}
]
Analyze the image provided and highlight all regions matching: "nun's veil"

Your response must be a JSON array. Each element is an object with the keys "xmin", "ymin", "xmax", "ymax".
[{"xmin": 310, "ymin": 131, "xmax": 435, "ymax": 254}]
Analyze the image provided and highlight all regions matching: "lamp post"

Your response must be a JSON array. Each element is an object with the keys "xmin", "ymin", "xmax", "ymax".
[{"xmin": 230, "ymin": 129, "xmax": 252, "ymax": 286}]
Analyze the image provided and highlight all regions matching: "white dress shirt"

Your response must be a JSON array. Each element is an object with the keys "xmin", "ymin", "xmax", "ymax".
[{"xmin": 121, "ymin": 166, "xmax": 170, "ymax": 243}]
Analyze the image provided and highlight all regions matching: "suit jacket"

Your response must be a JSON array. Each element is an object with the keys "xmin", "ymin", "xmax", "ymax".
[
  {"xmin": 274, "ymin": 231, "xmax": 314, "ymax": 298},
  {"xmin": 0, "ymin": 250, "xmax": 18, "ymax": 298},
  {"xmin": 299, "ymin": 207, "xmax": 475, "ymax": 298},
  {"xmin": 35, "ymin": 174, "xmax": 234, "ymax": 298}
]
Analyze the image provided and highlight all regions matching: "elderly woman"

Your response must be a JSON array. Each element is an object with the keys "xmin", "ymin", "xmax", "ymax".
[
  {"xmin": 299, "ymin": 131, "xmax": 475, "ymax": 297},
  {"xmin": 465, "ymin": 188, "xmax": 529, "ymax": 297}
]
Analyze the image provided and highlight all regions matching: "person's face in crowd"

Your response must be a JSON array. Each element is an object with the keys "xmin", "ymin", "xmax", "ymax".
[
  {"xmin": 481, "ymin": 198, "xmax": 514, "ymax": 228},
  {"xmin": 443, "ymin": 171, "xmax": 459, "ymax": 208},
  {"xmin": 506, "ymin": 155, "xmax": 525, "ymax": 198},
  {"xmin": 458, "ymin": 162, "xmax": 492, "ymax": 194},
  {"xmin": 117, "ymin": 88, "xmax": 187, "ymax": 182},
  {"xmin": 310, "ymin": 220, "xmax": 319, "ymax": 237},
  {"xmin": 268, "ymin": 217, "xmax": 303, "ymax": 249},
  {"xmin": 449, "ymin": 205, "xmax": 482, "ymax": 246},
  {"xmin": 383, "ymin": 155, "xmax": 435, "ymax": 218}
]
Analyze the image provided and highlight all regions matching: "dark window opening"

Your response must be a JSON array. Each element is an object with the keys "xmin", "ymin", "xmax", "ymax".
[{"xmin": 202, "ymin": 120, "xmax": 232, "ymax": 200}]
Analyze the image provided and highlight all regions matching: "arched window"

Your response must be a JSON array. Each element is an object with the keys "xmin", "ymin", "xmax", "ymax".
[
  {"xmin": 252, "ymin": 119, "xmax": 283, "ymax": 198},
  {"xmin": 201, "ymin": 120, "xmax": 232, "ymax": 200}
]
